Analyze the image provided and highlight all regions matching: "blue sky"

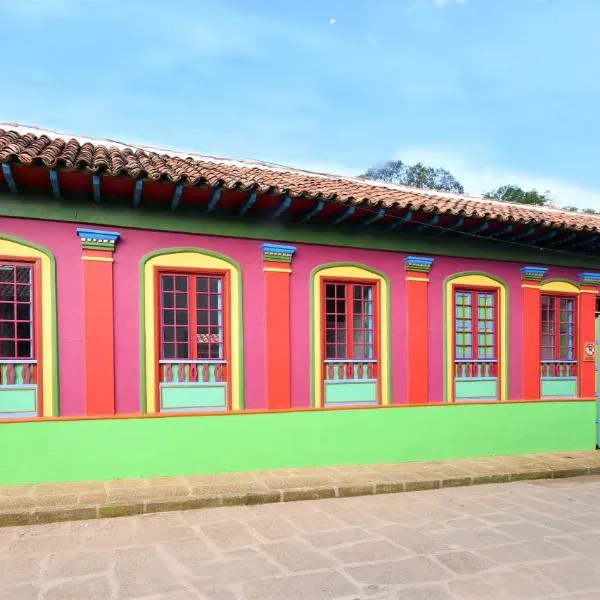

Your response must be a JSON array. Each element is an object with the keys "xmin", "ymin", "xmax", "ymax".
[{"xmin": 1, "ymin": 0, "xmax": 599, "ymax": 208}]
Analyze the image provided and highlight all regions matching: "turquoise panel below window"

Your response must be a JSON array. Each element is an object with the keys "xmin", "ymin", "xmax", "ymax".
[
  {"xmin": 541, "ymin": 378, "xmax": 577, "ymax": 398},
  {"xmin": 324, "ymin": 381, "xmax": 377, "ymax": 405},
  {"xmin": 0, "ymin": 387, "xmax": 37, "ymax": 415},
  {"xmin": 161, "ymin": 385, "xmax": 227, "ymax": 411},
  {"xmin": 455, "ymin": 379, "xmax": 497, "ymax": 401}
]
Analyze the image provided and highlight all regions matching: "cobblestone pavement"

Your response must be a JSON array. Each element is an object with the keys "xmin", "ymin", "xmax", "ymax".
[
  {"xmin": 2, "ymin": 476, "xmax": 600, "ymax": 600},
  {"xmin": 3, "ymin": 452, "xmax": 600, "ymax": 527}
]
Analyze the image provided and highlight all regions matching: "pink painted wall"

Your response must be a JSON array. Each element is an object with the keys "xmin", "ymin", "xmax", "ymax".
[
  {"xmin": 1, "ymin": 218, "xmax": 85, "ymax": 415},
  {"xmin": 289, "ymin": 245, "xmax": 407, "ymax": 407},
  {"xmin": 428, "ymin": 261, "xmax": 524, "ymax": 402},
  {"xmin": 112, "ymin": 229, "xmax": 266, "ymax": 413},
  {"xmin": 1, "ymin": 216, "xmax": 591, "ymax": 414}
]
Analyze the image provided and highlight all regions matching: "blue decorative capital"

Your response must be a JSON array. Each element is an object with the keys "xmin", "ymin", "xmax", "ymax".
[
  {"xmin": 260, "ymin": 243, "xmax": 297, "ymax": 263},
  {"xmin": 520, "ymin": 266, "xmax": 548, "ymax": 281},
  {"xmin": 404, "ymin": 256, "xmax": 434, "ymax": 273},
  {"xmin": 578, "ymin": 272, "xmax": 600, "ymax": 286},
  {"xmin": 76, "ymin": 228, "xmax": 121, "ymax": 251}
]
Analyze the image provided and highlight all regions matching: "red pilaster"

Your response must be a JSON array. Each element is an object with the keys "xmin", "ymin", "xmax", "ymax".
[
  {"xmin": 76, "ymin": 228, "xmax": 120, "ymax": 416},
  {"xmin": 404, "ymin": 256, "xmax": 434, "ymax": 404},
  {"xmin": 261, "ymin": 244, "xmax": 296, "ymax": 410},
  {"xmin": 520, "ymin": 266, "xmax": 547, "ymax": 400},
  {"xmin": 578, "ymin": 273, "xmax": 600, "ymax": 398}
]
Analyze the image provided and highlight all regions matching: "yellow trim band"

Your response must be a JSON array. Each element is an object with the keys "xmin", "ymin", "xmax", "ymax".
[
  {"xmin": 540, "ymin": 280, "xmax": 580, "ymax": 293},
  {"xmin": 312, "ymin": 265, "xmax": 389, "ymax": 407},
  {"xmin": 143, "ymin": 251, "xmax": 242, "ymax": 413},
  {"xmin": 263, "ymin": 267, "xmax": 292, "ymax": 273},
  {"xmin": 406, "ymin": 276, "xmax": 429, "ymax": 282},
  {"xmin": 82, "ymin": 256, "xmax": 114, "ymax": 263},
  {"xmin": 522, "ymin": 284, "xmax": 542, "ymax": 290}
]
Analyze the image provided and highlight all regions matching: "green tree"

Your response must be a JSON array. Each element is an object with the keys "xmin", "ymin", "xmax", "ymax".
[
  {"xmin": 361, "ymin": 160, "xmax": 464, "ymax": 194},
  {"xmin": 483, "ymin": 185, "xmax": 550, "ymax": 206}
]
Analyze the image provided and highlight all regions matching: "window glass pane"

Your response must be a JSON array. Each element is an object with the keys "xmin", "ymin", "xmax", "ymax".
[
  {"xmin": 325, "ymin": 345, "xmax": 337, "ymax": 359},
  {"xmin": 541, "ymin": 294, "xmax": 576, "ymax": 361},
  {"xmin": 16, "ymin": 285, "xmax": 30, "ymax": 302},
  {"xmin": 16, "ymin": 322, "xmax": 30, "ymax": 339},
  {"xmin": 175, "ymin": 294, "xmax": 187, "ymax": 308},
  {"xmin": 0, "ymin": 321, "xmax": 14, "ymax": 339},
  {"xmin": 0, "ymin": 303, "xmax": 13, "ymax": 319},
  {"xmin": 454, "ymin": 289, "xmax": 497, "ymax": 365},
  {"xmin": 0, "ymin": 283, "xmax": 14, "ymax": 301},
  {"xmin": 196, "ymin": 276, "xmax": 225, "ymax": 360},
  {"xmin": 17, "ymin": 340, "xmax": 31, "ymax": 358},
  {"xmin": 352, "ymin": 284, "xmax": 375, "ymax": 360},
  {"xmin": 323, "ymin": 282, "xmax": 347, "ymax": 359},
  {"xmin": 0, "ymin": 264, "xmax": 34, "ymax": 360},
  {"xmin": 160, "ymin": 274, "xmax": 189, "ymax": 359},
  {"xmin": 0, "ymin": 340, "xmax": 14, "ymax": 357},
  {"xmin": 16, "ymin": 303, "xmax": 29, "ymax": 320},
  {"xmin": 0, "ymin": 267, "xmax": 13, "ymax": 283}
]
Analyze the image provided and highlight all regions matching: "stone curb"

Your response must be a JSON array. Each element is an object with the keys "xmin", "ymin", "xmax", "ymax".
[{"xmin": 0, "ymin": 463, "xmax": 596, "ymax": 528}]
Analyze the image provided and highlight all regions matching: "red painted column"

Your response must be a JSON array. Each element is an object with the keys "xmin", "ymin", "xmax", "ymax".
[
  {"xmin": 520, "ymin": 266, "xmax": 548, "ymax": 400},
  {"xmin": 261, "ymin": 243, "xmax": 296, "ymax": 410},
  {"xmin": 578, "ymin": 273, "xmax": 600, "ymax": 398},
  {"xmin": 76, "ymin": 228, "xmax": 120, "ymax": 416},
  {"xmin": 404, "ymin": 256, "xmax": 434, "ymax": 404}
]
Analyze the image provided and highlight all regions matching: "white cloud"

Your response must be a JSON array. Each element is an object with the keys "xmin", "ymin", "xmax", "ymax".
[{"xmin": 393, "ymin": 143, "xmax": 600, "ymax": 210}]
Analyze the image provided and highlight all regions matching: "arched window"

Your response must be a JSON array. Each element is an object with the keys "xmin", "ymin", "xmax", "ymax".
[
  {"xmin": 0, "ymin": 235, "xmax": 58, "ymax": 418},
  {"xmin": 140, "ymin": 248, "xmax": 243, "ymax": 413},
  {"xmin": 444, "ymin": 273, "xmax": 508, "ymax": 402},
  {"xmin": 539, "ymin": 280, "xmax": 579, "ymax": 398},
  {"xmin": 311, "ymin": 263, "xmax": 390, "ymax": 408}
]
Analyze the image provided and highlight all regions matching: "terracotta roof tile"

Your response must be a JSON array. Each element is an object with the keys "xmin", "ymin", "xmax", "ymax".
[{"xmin": 1, "ymin": 123, "xmax": 599, "ymax": 234}]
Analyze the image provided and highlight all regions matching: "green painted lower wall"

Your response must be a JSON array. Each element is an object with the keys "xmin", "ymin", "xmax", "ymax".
[{"xmin": 0, "ymin": 401, "xmax": 594, "ymax": 485}]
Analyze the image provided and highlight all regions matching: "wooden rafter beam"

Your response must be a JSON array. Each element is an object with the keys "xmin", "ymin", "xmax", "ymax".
[{"xmin": 1, "ymin": 163, "xmax": 17, "ymax": 193}]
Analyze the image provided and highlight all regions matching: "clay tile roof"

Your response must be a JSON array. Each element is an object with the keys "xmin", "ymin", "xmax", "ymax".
[{"xmin": 1, "ymin": 123, "xmax": 599, "ymax": 234}]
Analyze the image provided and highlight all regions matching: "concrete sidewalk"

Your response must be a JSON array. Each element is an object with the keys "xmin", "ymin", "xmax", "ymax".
[{"xmin": 1, "ymin": 451, "xmax": 599, "ymax": 527}]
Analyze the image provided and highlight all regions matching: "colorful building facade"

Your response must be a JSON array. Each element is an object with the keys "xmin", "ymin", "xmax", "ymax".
[{"xmin": 0, "ymin": 124, "xmax": 599, "ymax": 485}]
